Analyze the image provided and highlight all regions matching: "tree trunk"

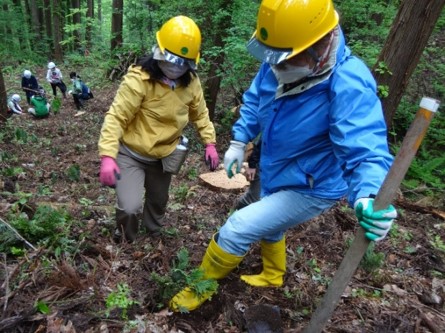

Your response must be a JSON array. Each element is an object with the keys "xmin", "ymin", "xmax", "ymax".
[
  {"xmin": 52, "ymin": 0, "xmax": 63, "ymax": 61},
  {"xmin": 29, "ymin": 0, "xmax": 41, "ymax": 39},
  {"xmin": 97, "ymin": 0, "xmax": 102, "ymax": 37},
  {"xmin": 12, "ymin": 0, "xmax": 27, "ymax": 51},
  {"xmin": 372, "ymin": 0, "xmax": 445, "ymax": 128},
  {"xmin": 202, "ymin": 0, "xmax": 234, "ymax": 120},
  {"xmin": 111, "ymin": 0, "xmax": 123, "ymax": 51},
  {"xmin": 97, "ymin": 0, "xmax": 101, "ymax": 21},
  {"xmin": 38, "ymin": 1, "xmax": 45, "ymax": 39},
  {"xmin": 0, "ymin": 65, "xmax": 8, "ymax": 124},
  {"xmin": 1, "ymin": 3, "xmax": 12, "ymax": 45},
  {"xmin": 43, "ymin": 0, "xmax": 53, "ymax": 56},
  {"xmin": 86, "ymin": 0, "xmax": 94, "ymax": 49},
  {"xmin": 71, "ymin": 0, "xmax": 81, "ymax": 50}
]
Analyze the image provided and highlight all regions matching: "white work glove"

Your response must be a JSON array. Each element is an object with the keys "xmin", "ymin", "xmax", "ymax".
[
  {"xmin": 224, "ymin": 140, "xmax": 246, "ymax": 178},
  {"xmin": 354, "ymin": 198, "xmax": 397, "ymax": 241}
]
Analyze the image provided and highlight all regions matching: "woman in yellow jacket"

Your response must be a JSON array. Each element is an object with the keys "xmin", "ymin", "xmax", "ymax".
[{"xmin": 98, "ymin": 16, "xmax": 219, "ymax": 243}]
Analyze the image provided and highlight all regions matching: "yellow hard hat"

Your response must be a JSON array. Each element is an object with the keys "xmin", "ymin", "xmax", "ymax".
[
  {"xmin": 247, "ymin": 0, "xmax": 339, "ymax": 64},
  {"xmin": 156, "ymin": 16, "xmax": 201, "ymax": 69}
]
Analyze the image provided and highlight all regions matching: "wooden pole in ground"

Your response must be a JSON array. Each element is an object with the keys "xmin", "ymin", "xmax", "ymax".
[{"xmin": 303, "ymin": 97, "xmax": 440, "ymax": 333}]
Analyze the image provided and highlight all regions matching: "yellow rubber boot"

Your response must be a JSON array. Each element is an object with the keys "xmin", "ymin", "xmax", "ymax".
[
  {"xmin": 169, "ymin": 234, "xmax": 243, "ymax": 312},
  {"xmin": 241, "ymin": 238, "xmax": 286, "ymax": 287}
]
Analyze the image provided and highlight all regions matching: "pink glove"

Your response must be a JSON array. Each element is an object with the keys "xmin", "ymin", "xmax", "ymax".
[
  {"xmin": 205, "ymin": 144, "xmax": 219, "ymax": 171},
  {"xmin": 99, "ymin": 156, "xmax": 121, "ymax": 186}
]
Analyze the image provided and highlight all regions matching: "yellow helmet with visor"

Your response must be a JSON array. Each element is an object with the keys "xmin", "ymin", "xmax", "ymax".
[
  {"xmin": 247, "ymin": 0, "xmax": 339, "ymax": 64},
  {"xmin": 156, "ymin": 15, "xmax": 201, "ymax": 69}
]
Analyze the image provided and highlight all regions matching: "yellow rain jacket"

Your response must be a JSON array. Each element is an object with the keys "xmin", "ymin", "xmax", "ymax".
[{"xmin": 98, "ymin": 65, "xmax": 216, "ymax": 159}]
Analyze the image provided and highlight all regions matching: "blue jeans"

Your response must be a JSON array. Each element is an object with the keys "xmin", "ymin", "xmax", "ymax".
[{"xmin": 218, "ymin": 190, "xmax": 337, "ymax": 256}]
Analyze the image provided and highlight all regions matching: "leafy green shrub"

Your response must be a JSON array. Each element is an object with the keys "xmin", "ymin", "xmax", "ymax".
[
  {"xmin": 0, "ymin": 151, "xmax": 17, "ymax": 162},
  {"xmin": 105, "ymin": 283, "xmax": 139, "ymax": 320},
  {"xmin": 0, "ymin": 205, "xmax": 72, "ymax": 254},
  {"xmin": 360, "ymin": 242, "xmax": 385, "ymax": 273},
  {"xmin": 150, "ymin": 248, "xmax": 218, "ymax": 312},
  {"xmin": 172, "ymin": 184, "xmax": 195, "ymax": 202},
  {"xmin": 187, "ymin": 167, "xmax": 199, "ymax": 181},
  {"xmin": 402, "ymin": 155, "xmax": 445, "ymax": 198},
  {"xmin": 51, "ymin": 97, "xmax": 62, "ymax": 114},
  {"xmin": 2, "ymin": 166, "xmax": 24, "ymax": 177},
  {"xmin": 334, "ymin": 0, "xmax": 397, "ymax": 65},
  {"xmin": 66, "ymin": 164, "xmax": 81, "ymax": 182},
  {"xmin": 14, "ymin": 128, "xmax": 28, "ymax": 143}
]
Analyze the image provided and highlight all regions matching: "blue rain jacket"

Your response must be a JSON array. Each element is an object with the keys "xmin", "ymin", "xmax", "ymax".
[{"xmin": 233, "ymin": 30, "xmax": 393, "ymax": 206}]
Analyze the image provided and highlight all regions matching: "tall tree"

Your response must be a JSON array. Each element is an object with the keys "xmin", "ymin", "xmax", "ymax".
[
  {"xmin": 97, "ymin": 0, "xmax": 101, "ymax": 21},
  {"xmin": 43, "ymin": 0, "xmax": 53, "ymax": 56},
  {"xmin": 71, "ymin": 0, "xmax": 81, "ymax": 50},
  {"xmin": 111, "ymin": 0, "xmax": 123, "ymax": 51},
  {"xmin": 53, "ymin": 0, "xmax": 63, "ymax": 61},
  {"xmin": 26, "ymin": 0, "xmax": 40, "ymax": 40},
  {"xmin": 202, "ymin": 0, "xmax": 234, "ymax": 120},
  {"xmin": 1, "ymin": 3, "xmax": 12, "ymax": 46},
  {"xmin": 86, "ymin": 0, "xmax": 94, "ymax": 49},
  {"xmin": 97, "ymin": 0, "xmax": 102, "ymax": 39},
  {"xmin": 38, "ymin": 0, "xmax": 45, "ymax": 40},
  {"xmin": 0, "ymin": 65, "xmax": 7, "ymax": 124},
  {"xmin": 372, "ymin": 0, "xmax": 445, "ymax": 127},
  {"xmin": 12, "ymin": 0, "xmax": 28, "ymax": 51}
]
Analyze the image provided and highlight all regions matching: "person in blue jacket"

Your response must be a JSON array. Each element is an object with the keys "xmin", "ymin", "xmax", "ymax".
[
  {"xmin": 21, "ymin": 70, "xmax": 39, "ymax": 104},
  {"xmin": 170, "ymin": 0, "xmax": 398, "ymax": 312}
]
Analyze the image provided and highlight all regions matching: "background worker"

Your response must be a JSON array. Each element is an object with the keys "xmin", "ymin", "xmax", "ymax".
[
  {"xmin": 69, "ymin": 72, "xmax": 94, "ymax": 110},
  {"xmin": 7, "ymin": 94, "xmax": 23, "ymax": 115},
  {"xmin": 21, "ymin": 70, "xmax": 39, "ymax": 104},
  {"xmin": 170, "ymin": 0, "xmax": 397, "ymax": 312},
  {"xmin": 28, "ymin": 87, "xmax": 50, "ymax": 118},
  {"xmin": 98, "ymin": 16, "xmax": 219, "ymax": 244},
  {"xmin": 46, "ymin": 62, "xmax": 67, "ymax": 98}
]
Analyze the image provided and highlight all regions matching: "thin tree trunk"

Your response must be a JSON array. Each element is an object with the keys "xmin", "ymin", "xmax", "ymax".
[
  {"xmin": 203, "ymin": 0, "xmax": 233, "ymax": 120},
  {"xmin": 97, "ymin": 0, "xmax": 102, "ymax": 37},
  {"xmin": 86, "ymin": 0, "xmax": 94, "ymax": 49},
  {"xmin": 97, "ymin": 0, "xmax": 101, "ymax": 22},
  {"xmin": 53, "ymin": 0, "xmax": 63, "ymax": 61},
  {"xmin": 2, "ymin": 3, "xmax": 12, "ymax": 45},
  {"xmin": 29, "ymin": 0, "xmax": 41, "ymax": 39},
  {"xmin": 71, "ymin": 0, "xmax": 81, "ymax": 50},
  {"xmin": 0, "ymin": 66, "xmax": 8, "ymax": 123},
  {"xmin": 111, "ymin": 0, "xmax": 123, "ymax": 51},
  {"xmin": 12, "ymin": 0, "xmax": 27, "ymax": 50},
  {"xmin": 373, "ymin": 0, "xmax": 445, "ymax": 128},
  {"xmin": 38, "ymin": 1, "xmax": 45, "ymax": 39},
  {"xmin": 43, "ymin": 0, "xmax": 53, "ymax": 56}
]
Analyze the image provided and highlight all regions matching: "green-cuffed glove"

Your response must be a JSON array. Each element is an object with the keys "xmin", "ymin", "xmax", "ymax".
[
  {"xmin": 223, "ymin": 140, "xmax": 246, "ymax": 178},
  {"xmin": 354, "ymin": 197, "xmax": 397, "ymax": 241}
]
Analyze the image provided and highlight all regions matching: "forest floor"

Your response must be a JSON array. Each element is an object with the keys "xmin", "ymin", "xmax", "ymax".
[{"xmin": 0, "ymin": 78, "xmax": 445, "ymax": 333}]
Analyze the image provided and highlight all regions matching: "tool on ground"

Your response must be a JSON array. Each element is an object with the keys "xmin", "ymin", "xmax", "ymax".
[{"xmin": 303, "ymin": 97, "xmax": 440, "ymax": 333}]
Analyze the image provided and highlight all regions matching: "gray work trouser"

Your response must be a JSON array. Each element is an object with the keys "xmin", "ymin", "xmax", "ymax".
[
  {"xmin": 115, "ymin": 150, "xmax": 172, "ymax": 242},
  {"xmin": 235, "ymin": 172, "xmax": 261, "ymax": 210}
]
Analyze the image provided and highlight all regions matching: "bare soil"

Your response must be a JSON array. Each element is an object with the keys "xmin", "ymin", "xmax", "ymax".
[{"xmin": 1, "ymin": 82, "xmax": 444, "ymax": 333}]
